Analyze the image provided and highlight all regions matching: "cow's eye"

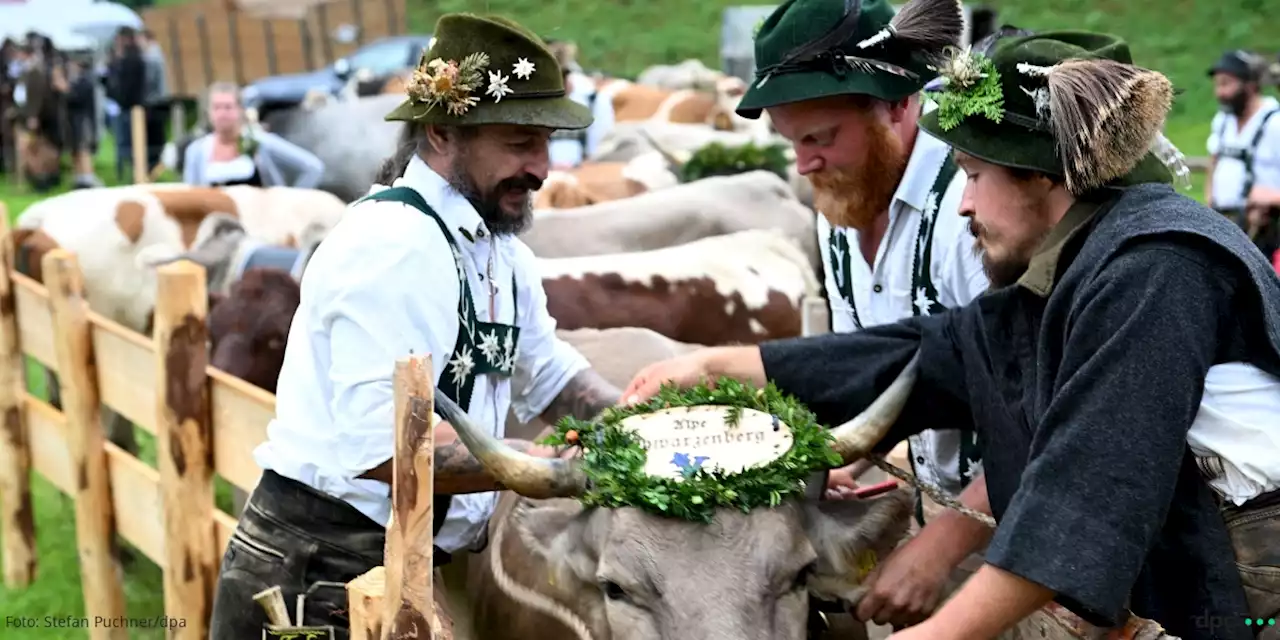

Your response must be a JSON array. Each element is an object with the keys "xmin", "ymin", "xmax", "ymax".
[{"xmin": 600, "ymin": 579, "xmax": 630, "ymax": 602}]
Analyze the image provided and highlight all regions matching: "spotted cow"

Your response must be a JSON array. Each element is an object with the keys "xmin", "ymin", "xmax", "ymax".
[{"xmin": 539, "ymin": 229, "xmax": 820, "ymax": 346}]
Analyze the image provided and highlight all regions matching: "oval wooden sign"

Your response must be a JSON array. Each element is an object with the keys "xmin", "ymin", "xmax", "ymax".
[{"xmin": 617, "ymin": 405, "xmax": 795, "ymax": 481}]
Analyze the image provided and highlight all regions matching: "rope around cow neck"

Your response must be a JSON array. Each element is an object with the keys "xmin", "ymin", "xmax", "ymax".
[
  {"xmin": 865, "ymin": 454, "xmax": 996, "ymax": 528},
  {"xmin": 489, "ymin": 501, "xmax": 596, "ymax": 640}
]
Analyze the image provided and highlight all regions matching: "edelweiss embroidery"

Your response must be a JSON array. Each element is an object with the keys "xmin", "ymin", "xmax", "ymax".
[
  {"xmin": 448, "ymin": 346, "xmax": 475, "ymax": 387},
  {"xmin": 477, "ymin": 329, "xmax": 503, "ymax": 362}
]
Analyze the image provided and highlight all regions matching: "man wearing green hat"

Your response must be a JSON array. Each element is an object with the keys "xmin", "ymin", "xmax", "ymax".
[
  {"xmin": 623, "ymin": 30, "xmax": 1280, "ymax": 640},
  {"xmin": 736, "ymin": 0, "xmax": 1001, "ymax": 629},
  {"xmin": 209, "ymin": 13, "xmax": 621, "ymax": 638}
]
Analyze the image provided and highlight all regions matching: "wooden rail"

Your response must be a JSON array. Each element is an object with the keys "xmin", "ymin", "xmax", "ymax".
[{"xmin": 0, "ymin": 206, "xmax": 440, "ymax": 637}]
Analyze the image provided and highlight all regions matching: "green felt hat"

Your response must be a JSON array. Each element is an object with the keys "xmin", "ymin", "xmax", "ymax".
[
  {"xmin": 737, "ymin": 0, "xmax": 966, "ymax": 118},
  {"xmin": 919, "ymin": 30, "xmax": 1187, "ymax": 194},
  {"xmin": 385, "ymin": 13, "xmax": 591, "ymax": 130}
]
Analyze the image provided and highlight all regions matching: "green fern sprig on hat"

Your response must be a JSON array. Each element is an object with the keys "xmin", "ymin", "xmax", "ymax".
[{"xmin": 928, "ymin": 48, "xmax": 1004, "ymax": 131}]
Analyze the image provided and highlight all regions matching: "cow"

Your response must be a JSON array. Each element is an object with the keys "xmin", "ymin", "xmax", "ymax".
[
  {"xmin": 533, "ymin": 151, "xmax": 679, "ymax": 209},
  {"xmin": 635, "ymin": 58, "xmax": 727, "ymax": 91},
  {"xmin": 13, "ymin": 185, "xmax": 336, "ymax": 456},
  {"xmin": 589, "ymin": 121, "xmax": 780, "ymax": 163},
  {"xmin": 520, "ymin": 171, "xmax": 820, "ymax": 274},
  {"xmin": 206, "ymin": 267, "xmax": 301, "ymax": 394},
  {"xmin": 539, "ymin": 228, "xmax": 820, "ymax": 346},
  {"xmin": 263, "ymin": 93, "xmax": 405, "ymax": 202},
  {"xmin": 434, "ymin": 350, "xmax": 921, "ymax": 640}
]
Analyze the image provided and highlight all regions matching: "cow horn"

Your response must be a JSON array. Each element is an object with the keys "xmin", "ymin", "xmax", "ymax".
[
  {"xmin": 827, "ymin": 350, "xmax": 920, "ymax": 465},
  {"xmin": 434, "ymin": 391, "xmax": 588, "ymax": 499}
]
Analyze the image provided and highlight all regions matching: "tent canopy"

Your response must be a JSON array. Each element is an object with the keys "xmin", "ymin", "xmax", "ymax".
[{"xmin": 0, "ymin": 0, "xmax": 142, "ymax": 51}]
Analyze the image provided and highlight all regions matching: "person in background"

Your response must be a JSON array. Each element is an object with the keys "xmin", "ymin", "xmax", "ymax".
[
  {"xmin": 1206, "ymin": 49, "xmax": 1280, "ymax": 230},
  {"xmin": 15, "ymin": 41, "xmax": 61, "ymax": 191},
  {"xmin": 183, "ymin": 81, "xmax": 324, "ymax": 188},
  {"xmin": 64, "ymin": 56, "xmax": 103, "ymax": 189},
  {"xmin": 546, "ymin": 38, "xmax": 613, "ymax": 169},
  {"xmin": 107, "ymin": 27, "xmax": 148, "ymax": 182}
]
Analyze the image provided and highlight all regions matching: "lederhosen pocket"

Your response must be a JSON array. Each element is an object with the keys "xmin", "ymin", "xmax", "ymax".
[
  {"xmin": 360, "ymin": 187, "xmax": 521, "ymax": 557},
  {"xmin": 1222, "ymin": 490, "xmax": 1280, "ymax": 626}
]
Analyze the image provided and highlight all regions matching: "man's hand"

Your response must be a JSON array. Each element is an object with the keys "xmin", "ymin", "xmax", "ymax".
[
  {"xmin": 824, "ymin": 460, "xmax": 874, "ymax": 499},
  {"xmin": 622, "ymin": 351, "xmax": 715, "ymax": 404},
  {"xmin": 854, "ymin": 534, "xmax": 953, "ymax": 627}
]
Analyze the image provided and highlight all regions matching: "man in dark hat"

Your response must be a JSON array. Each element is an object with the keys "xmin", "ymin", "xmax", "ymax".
[
  {"xmin": 735, "ymin": 0, "xmax": 1000, "ymax": 629},
  {"xmin": 1206, "ymin": 49, "xmax": 1280, "ymax": 230},
  {"xmin": 623, "ymin": 31, "xmax": 1280, "ymax": 640},
  {"xmin": 209, "ymin": 13, "xmax": 621, "ymax": 638}
]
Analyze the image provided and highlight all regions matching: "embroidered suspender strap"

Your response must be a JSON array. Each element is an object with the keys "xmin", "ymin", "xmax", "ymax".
[
  {"xmin": 1241, "ymin": 109, "xmax": 1278, "ymax": 203},
  {"xmin": 827, "ymin": 230, "xmax": 864, "ymax": 329}
]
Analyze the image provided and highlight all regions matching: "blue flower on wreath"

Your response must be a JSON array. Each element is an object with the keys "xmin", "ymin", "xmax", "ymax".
[{"xmin": 671, "ymin": 452, "xmax": 710, "ymax": 477}]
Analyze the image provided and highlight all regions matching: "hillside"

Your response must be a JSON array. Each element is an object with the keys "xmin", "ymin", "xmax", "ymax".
[{"xmin": 406, "ymin": 0, "xmax": 1275, "ymax": 154}]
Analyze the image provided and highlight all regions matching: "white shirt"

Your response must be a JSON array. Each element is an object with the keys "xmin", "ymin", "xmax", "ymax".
[
  {"xmin": 254, "ymin": 155, "xmax": 589, "ymax": 553},
  {"xmin": 817, "ymin": 105, "xmax": 989, "ymax": 500},
  {"xmin": 1190, "ymin": 363, "xmax": 1280, "ymax": 505},
  {"xmin": 1207, "ymin": 96, "xmax": 1280, "ymax": 209}
]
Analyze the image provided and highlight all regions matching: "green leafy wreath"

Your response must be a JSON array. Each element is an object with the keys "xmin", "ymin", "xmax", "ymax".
[{"xmin": 538, "ymin": 377, "xmax": 843, "ymax": 524}]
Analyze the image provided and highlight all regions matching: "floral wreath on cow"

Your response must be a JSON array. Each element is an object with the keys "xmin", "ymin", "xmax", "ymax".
[
  {"xmin": 384, "ymin": 12, "xmax": 592, "ymax": 131},
  {"xmin": 539, "ymin": 378, "xmax": 844, "ymax": 524}
]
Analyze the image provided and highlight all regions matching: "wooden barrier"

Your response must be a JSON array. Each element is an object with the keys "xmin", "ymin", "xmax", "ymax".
[
  {"xmin": 0, "ymin": 210, "xmax": 444, "ymax": 637},
  {"xmin": 0, "ymin": 213, "xmax": 274, "ymax": 637}
]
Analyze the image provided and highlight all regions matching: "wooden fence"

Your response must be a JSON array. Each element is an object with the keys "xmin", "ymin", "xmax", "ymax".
[
  {"xmin": 0, "ymin": 205, "xmax": 439, "ymax": 639},
  {"xmin": 141, "ymin": 0, "xmax": 410, "ymax": 97}
]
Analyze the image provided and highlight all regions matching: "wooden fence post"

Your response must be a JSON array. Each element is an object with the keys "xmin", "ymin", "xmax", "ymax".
[
  {"xmin": 347, "ymin": 355, "xmax": 446, "ymax": 640},
  {"xmin": 154, "ymin": 260, "xmax": 216, "ymax": 639},
  {"xmin": 131, "ymin": 106, "xmax": 148, "ymax": 184},
  {"xmin": 0, "ymin": 210, "xmax": 36, "ymax": 588},
  {"xmin": 43, "ymin": 250, "xmax": 128, "ymax": 640}
]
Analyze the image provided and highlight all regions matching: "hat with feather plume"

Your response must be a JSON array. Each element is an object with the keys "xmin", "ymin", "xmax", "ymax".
[
  {"xmin": 918, "ymin": 30, "xmax": 1190, "ymax": 194},
  {"xmin": 736, "ymin": 0, "xmax": 965, "ymax": 118}
]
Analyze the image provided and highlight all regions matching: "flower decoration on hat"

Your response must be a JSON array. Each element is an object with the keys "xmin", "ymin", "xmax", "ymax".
[
  {"xmin": 406, "ymin": 52, "xmax": 489, "ymax": 116},
  {"xmin": 405, "ymin": 47, "xmax": 542, "ymax": 116},
  {"xmin": 928, "ymin": 45, "xmax": 1004, "ymax": 131},
  {"xmin": 512, "ymin": 57, "xmax": 535, "ymax": 79}
]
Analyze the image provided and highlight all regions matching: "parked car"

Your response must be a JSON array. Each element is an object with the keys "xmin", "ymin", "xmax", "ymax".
[{"xmin": 241, "ymin": 34, "xmax": 432, "ymax": 120}]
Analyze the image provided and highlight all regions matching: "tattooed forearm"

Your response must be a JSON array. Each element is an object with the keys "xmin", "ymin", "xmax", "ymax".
[{"xmin": 539, "ymin": 368, "xmax": 623, "ymax": 425}]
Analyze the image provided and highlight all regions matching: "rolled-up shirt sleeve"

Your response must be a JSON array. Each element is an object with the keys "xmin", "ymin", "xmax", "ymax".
[
  {"xmin": 759, "ymin": 310, "xmax": 974, "ymax": 449},
  {"xmin": 319, "ymin": 207, "xmax": 460, "ymax": 477},
  {"xmin": 984, "ymin": 239, "xmax": 1232, "ymax": 625},
  {"xmin": 509, "ymin": 242, "xmax": 589, "ymax": 424}
]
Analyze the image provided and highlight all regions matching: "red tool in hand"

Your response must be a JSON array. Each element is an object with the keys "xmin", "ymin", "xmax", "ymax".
[{"xmin": 852, "ymin": 479, "xmax": 900, "ymax": 499}]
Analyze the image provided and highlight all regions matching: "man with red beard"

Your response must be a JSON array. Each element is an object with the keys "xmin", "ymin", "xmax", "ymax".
[{"xmin": 735, "ymin": 0, "xmax": 1006, "ymax": 631}]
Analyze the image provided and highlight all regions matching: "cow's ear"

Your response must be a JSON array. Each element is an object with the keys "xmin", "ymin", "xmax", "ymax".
[
  {"xmin": 802, "ymin": 487, "xmax": 914, "ymax": 603},
  {"xmin": 513, "ymin": 499, "xmax": 605, "ymax": 594}
]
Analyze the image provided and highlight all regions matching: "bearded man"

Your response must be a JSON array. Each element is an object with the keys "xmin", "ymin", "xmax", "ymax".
[
  {"xmin": 623, "ymin": 31, "xmax": 1280, "ymax": 640},
  {"xmin": 735, "ymin": 0, "xmax": 1008, "ymax": 629},
  {"xmin": 209, "ymin": 14, "xmax": 621, "ymax": 639},
  {"xmin": 1206, "ymin": 49, "xmax": 1280, "ymax": 230}
]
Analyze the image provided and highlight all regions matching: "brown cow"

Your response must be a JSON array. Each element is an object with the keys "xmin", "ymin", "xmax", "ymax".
[
  {"xmin": 539, "ymin": 229, "xmax": 820, "ymax": 345},
  {"xmin": 207, "ymin": 268, "xmax": 301, "ymax": 394},
  {"xmin": 533, "ymin": 151, "xmax": 678, "ymax": 209}
]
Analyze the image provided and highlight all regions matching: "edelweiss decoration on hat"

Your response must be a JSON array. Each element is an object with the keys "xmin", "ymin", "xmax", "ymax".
[
  {"xmin": 918, "ymin": 31, "xmax": 1191, "ymax": 194},
  {"xmin": 385, "ymin": 13, "xmax": 591, "ymax": 130},
  {"xmin": 737, "ymin": 0, "xmax": 965, "ymax": 118}
]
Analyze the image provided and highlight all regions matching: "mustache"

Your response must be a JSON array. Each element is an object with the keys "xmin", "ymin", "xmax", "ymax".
[
  {"xmin": 496, "ymin": 174, "xmax": 544, "ymax": 193},
  {"xmin": 969, "ymin": 220, "xmax": 983, "ymax": 238}
]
